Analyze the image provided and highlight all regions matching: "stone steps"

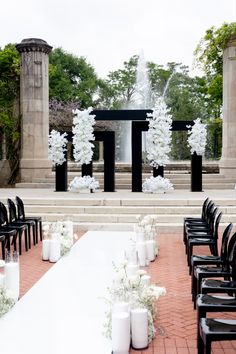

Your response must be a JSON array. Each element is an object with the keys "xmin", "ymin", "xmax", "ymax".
[{"xmin": 4, "ymin": 191, "xmax": 236, "ymax": 232}]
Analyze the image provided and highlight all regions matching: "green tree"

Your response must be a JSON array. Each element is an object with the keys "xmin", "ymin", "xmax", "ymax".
[
  {"xmin": 49, "ymin": 47, "xmax": 101, "ymax": 107},
  {"xmin": 0, "ymin": 44, "xmax": 20, "ymax": 182},
  {"xmin": 194, "ymin": 22, "xmax": 236, "ymax": 118}
]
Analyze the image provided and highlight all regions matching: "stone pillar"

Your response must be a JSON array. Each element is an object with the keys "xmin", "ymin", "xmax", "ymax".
[
  {"xmin": 219, "ymin": 36, "xmax": 236, "ymax": 177},
  {"xmin": 16, "ymin": 38, "xmax": 52, "ymax": 182}
]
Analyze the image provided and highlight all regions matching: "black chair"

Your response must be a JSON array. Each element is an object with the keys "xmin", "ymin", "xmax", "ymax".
[
  {"xmin": 0, "ymin": 234, "xmax": 5, "ymax": 260},
  {"xmin": 16, "ymin": 196, "xmax": 42, "ymax": 243},
  {"xmin": 198, "ymin": 318, "xmax": 236, "ymax": 354},
  {"xmin": 200, "ymin": 232, "xmax": 236, "ymax": 296},
  {"xmin": 190, "ymin": 223, "xmax": 232, "ymax": 279},
  {"xmin": 0, "ymin": 201, "xmax": 27, "ymax": 255},
  {"xmin": 192, "ymin": 229, "xmax": 236, "ymax": 308},
  {"xmin": 186, "ymin": 210, "xmax": 221, "ymax": 267},
  {"xmin": 7, "ymin": 198, "xmax": 36, "ymax": 249},
  {"xmin": 183, "ymin": 197, "xmax": 210, "ymax": 244},
  {"xmin": 184, "ymin": 201, "xmax": 215, "ymax": 252}
]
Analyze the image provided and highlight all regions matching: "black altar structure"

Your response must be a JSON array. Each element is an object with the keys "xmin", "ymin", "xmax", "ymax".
[{"xmin": 55, "ymin": 110, "xmax": 201, "ymax": 192}]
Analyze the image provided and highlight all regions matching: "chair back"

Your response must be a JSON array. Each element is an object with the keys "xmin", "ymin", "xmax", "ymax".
[
  {"xmin": 205, "ymin": 201, "xmax": 215, "ymax": 224},
  {"xmin": 202, "ymin": 197, "xmax": 210, "ymax": 220},
  {"xmin": 7, "ymin": 198, "xmax": 18, "ymax": 223},
  {"xmin": 212, "ymin": 212, "xmax": 222, "ymax": 240},
  {"xmin": 0, "ymin": 202, "xmax": 9, "ymax": 226},
  {"xmin": 209, "ymin": 207, "xmax": 218, "ymax": 233},
  {"xmin": 227, "ymin": 233, "xmax": 236, "ymax": 280},
  {"xmin": 15, "ymin": 196, "xmax": 25, "ymax": 221},
  {"xmin": 219, "ymin": 223, "xmax": 233, "ymax": 263}
]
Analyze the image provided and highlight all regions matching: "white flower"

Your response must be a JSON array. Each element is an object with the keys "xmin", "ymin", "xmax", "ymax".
[
  {"xmin": 72, "ymin": 107, "xmax": 96, "ymax": 165},
  {"xmin": 68, "ymin": 176, "xmax": 99, "ymax": 192},
  {"xmin": 0, "ymin": 286, "xmax": 16, "ymax": 318},
  {"xmin": 142, "ymin": 176, "xmax": 174, "ymax": 193},
  {"xmin": 48, "ymin": 130, "xmax": 68, "ymax": 166},
  {"xmin": 146, "ymin": 97, "xmax": 172, "ymax": 168},
  {"xmin": 187, "ymin": 118, "xmax": 207, "ymax": 156}
]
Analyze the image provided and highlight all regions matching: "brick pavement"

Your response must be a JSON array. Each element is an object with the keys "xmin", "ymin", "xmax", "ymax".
[{"xmin": 16, "ymin": 231, "xmax": 236, "ymax": 353}]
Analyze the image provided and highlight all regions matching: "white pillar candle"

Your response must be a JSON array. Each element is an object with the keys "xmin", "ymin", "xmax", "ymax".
[
  {"xmin": 140, "ymin": 275, "xmax": 151, "ymax": 286},
  {"xmin": 42, "ymin": 239, "xmax": 51, "ymax": 261},
  {"xmin": 5, "ymin": 262, "xmax": 20, "ymax": 301},
  {"xmin": 126, "ymin": 241, "xmax": 138, "ymax": 265},
  {"xmin": 0, "ymin": 273, "xmax": 6, "ymax": 286},
  {"xmin": 112, "ymin": 311, "xmax": 130, "ymax": 354},
  {"xmin": 146, "ymin": 240, "xmax": 155, "ymax": 261},
  {"xmin": 49, "ymin": 239, "xmax": 61, "ymax": 262},
  {"xmin": 64, "ymin": 220, "xmax": 73, "ymax": 238},
  {"xmin": 113, "ymin": 302, "xmax": 130, "ymax": 313},
  {"xmin": 126, "ymin": 264, "xmax": 139, "ymax": 277},
  {"xmin": 131, "ymin": 308, "xmax": 148, "ymax": 349},
  {"xmin": 136, "ymin": 232, "xmax": 145, "ymax": 242},
  {"xmin": 137, "ymin": 241, "xmax": 146, "ymax": 267}
]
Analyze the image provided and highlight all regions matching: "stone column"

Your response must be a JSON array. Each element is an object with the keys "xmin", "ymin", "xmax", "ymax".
[
  {"xmin": 16, "ymin": 38, "xmax": 52, "ymax": 182},
  {"xmin": 219, "ymin": 36, "xmax": 236, "ymax": 177}
]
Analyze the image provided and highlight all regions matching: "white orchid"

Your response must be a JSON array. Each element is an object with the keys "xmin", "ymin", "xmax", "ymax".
[
  {"xmin": 48, "ymin": 130, "xmax": 68, "ymax": 166},
  {"xmin": 187, "ymin": 118, "xmax": 207, "ymax": 156},
  {"xmin": 142, "ymin": 176, "xmax": 174, "ymax": 193},
  {"xmin": 72, "ymin": 107, "xmax": 96, "ymax": 165},
  {"xmin": 68, "ymin": 176, "xmax": 99, "ymax": 192},
  {"xmin": 146, "ymin": 97, "xmax": 172, "ymax": 168}
]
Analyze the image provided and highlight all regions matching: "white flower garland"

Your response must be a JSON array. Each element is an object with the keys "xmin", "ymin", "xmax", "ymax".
[
  {"xmin": 146, "ymin": 98, "xmax": 172, "ymax": 168},
  {"xmin": 68, "ymin": 176, "xmax": 99, "ymax": 192},
  {"xmin": 187, "ymin": 118, "xmax": 207, "ymax": 156},
  {"xmin": 72, "ymin": 107, "xmax": 96, "ymax": 165},
  {"xmin": 142, "ymin": 176, "xmax": 174, "ymax": 193},
  {"xmin": 0, "ymin": 286, "xmax": 16, "ymax": 318},
  {"xmin": 48, "ymin": 130, "xmax": 68, "ymax": 166}
]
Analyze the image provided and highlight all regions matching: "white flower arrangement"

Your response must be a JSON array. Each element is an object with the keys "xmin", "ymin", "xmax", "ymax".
[
  {"xmin": 135, "ymin": 214, "xmax": 158, "ymax": 240},
  {"xmin": 42, "ymin": 221, "xmax": 74, "ymax": 256},
  {"xmin": 103, "ymin": 262, "xmax": 166, "ymax": 342},
  {"xmin": 72, "ymin": 107, "xmax": 96, "ymax": 165},
  {"xmin": 0, "ymin": 286, "xmax": 16, "ymax": 318},
  {"xmin": 68, "ymin": 176, "xmax": 99, "ymax": 192},
  {"xmin": 146, "ymin": 98, "xmax": 172, "ymax": 168},
  {"xmin": 142, "ymin": 176, "xmax": 174, "ymax": 194},
  {"xmin": 48, "ymin": 130, "xmax": 68, "ymax": 166},
  {"xmin": 187, "ymin": 118, "xmax": 207, "ymax": 156}
]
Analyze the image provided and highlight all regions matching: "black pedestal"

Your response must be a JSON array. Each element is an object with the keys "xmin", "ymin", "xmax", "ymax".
[
  {"xmin": 82, "ymin": 163, "xmax": 93, "ymax": 177},
  {"xmin": 191, "ymin": 152, "xmax": 202, "ymax": 192},
  {"xmin": 55, "ymin": 162, "xmax": 67, "ymax": 192},
  {"xmin": 153, "ymin": 165, "xmax": 164, "ymax": 177}
]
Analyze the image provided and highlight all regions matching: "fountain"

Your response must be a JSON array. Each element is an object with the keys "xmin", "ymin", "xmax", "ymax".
[{"xmin": 118, "ymin": 51, "xmax": 153, "ymax": 163}]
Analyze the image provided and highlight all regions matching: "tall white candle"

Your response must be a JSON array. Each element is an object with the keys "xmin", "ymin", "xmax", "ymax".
[
  {"xmin": 49, "ymin": 239, "xmax": 61, "ymax": 262},
  {"xmin": 0, "ymin": 273, "xmax": 6, "ymax": 287},
  {"xmin": 42, "ymin": 239, "xmax": 51, "ymax": 261},
  {"xmin": 140, "ymin": 275, "xmax": 151, "ymax": 286},
  {"xmin": 137, "ymin": 241, "xmax": 146, "ymax": 267},
  {"xmin": 112, "ymin": 311, "xmax": 130, "ymax": 354},
  {"xmin": 5, "ymin": 262, "xmax": 20, "ymax": 301},
  {"xmin": 126, "ymin": 264, "xmax": 139, "ymax": 277},
  {"xmin": 146, "ymin": 240, "xmax": 155, "ymax": 261},
  {"xmin": 131, "ymin": 308, "xmax": 148, "ymax": 349}
]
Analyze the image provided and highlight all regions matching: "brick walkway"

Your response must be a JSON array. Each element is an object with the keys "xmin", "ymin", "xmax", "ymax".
[{"xmin": 17, "ymin": 231, "xmax": 236, "ymax": 354}]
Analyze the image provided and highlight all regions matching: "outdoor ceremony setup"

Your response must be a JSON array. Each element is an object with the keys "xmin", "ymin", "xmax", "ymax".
[{"xmin": 0, "ymin": 33, "xmax": 236, "ymax": 354}]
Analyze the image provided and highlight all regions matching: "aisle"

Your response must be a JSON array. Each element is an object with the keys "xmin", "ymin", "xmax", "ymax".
[{"xmin": 17, "ymin": 232, "xmax": 236, "ymax": 353}]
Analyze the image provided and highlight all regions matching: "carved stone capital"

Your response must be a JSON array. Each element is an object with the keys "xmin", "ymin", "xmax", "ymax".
[{"xmin": 16, "ymin": 38, "xmax": 52, "ymax": 54}]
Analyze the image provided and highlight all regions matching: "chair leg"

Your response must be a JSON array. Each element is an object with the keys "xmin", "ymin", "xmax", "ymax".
[
  {"xmin": 1, "ymin": 240, "xmax": 5, "ymax": 260},
  {"xmin": 39, "ymin": 221, "xmax": 43, "ymax": 241},
  {"xmin": 205, "ymin": 339, "xmax": 211, "ymax": 354},
  {"xmin": 197, "ymin": 331, "xmax": 204, "ymax": 354},
  {"xmin": 18, "ymin": 230, "xmax": 22, "ymax": 255},
  {"xmin": 35, "ymin": 222, "xmax": 38, "ymax": 243}
]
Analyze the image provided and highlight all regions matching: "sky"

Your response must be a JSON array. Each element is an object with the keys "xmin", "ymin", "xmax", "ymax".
[{"xmin": 1, "ymin": 0, "xmax": 236, "ymax": 78}]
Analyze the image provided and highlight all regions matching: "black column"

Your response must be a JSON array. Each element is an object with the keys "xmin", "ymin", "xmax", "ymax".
[
  {"xmin": 55, "ymin": 160, "xmax": 67, "ymax": 192},
  {"xmin": 132, "ymin": 121, "xmax": 148, "ymax": 192},
  {"xmin": 95, "ymin": 131, "xmax": 115, "ymax": 192},
  {"xmin": 191, "ymin": 152, "xmax": 202, "ymax": 192}
]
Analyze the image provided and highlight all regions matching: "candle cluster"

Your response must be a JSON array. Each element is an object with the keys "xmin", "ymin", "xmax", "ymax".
[
  {"xmin": 42, "ymin": 220, "xmax": 74, "ymax": 262},
  {"xmin": 103, "ymin": 219, "xmax": 166, "ymax": 352}
]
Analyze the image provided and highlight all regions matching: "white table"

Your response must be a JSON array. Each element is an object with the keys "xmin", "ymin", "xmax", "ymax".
[{"xmin": 0, "ymin": 231, "xmax": 134, "ymax": 354}]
